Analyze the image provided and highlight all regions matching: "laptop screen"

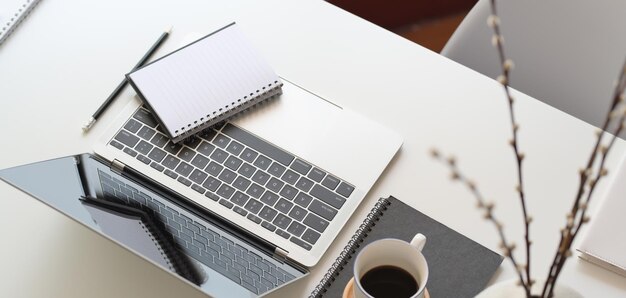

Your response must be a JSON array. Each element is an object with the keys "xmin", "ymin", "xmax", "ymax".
[{"xmin": 0, "ymin": 154, "xmax": 306, "ymax": 297}]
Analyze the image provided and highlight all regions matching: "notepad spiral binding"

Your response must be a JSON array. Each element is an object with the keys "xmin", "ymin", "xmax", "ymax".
[
  {"xmin": 172, "ymin": 81, "xmax": 283, "ymax": 143},
  {"xmin": 309, "ymin": 197, "xmax": 392, "ymax": 298},
  {"xmin": 0, "ymin": 0, "xmax": 42, "ymax": 45}
]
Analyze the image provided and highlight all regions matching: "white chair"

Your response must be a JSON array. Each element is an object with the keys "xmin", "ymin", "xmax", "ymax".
[{"xmin": 442, "ymin": 0, "xmax": 626, "ymax": 137}]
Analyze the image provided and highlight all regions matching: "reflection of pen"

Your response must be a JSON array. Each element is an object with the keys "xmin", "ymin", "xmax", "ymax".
[{"xmin": 82, "ymin": 26, "xmax": 172, "ymax": 132}]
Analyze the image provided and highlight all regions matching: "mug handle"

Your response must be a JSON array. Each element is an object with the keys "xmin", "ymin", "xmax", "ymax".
[{"xmin": 410, "ymin": 233, "xmax": 427, "ymax": 252}]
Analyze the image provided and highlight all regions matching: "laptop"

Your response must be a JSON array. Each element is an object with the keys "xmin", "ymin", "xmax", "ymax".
[{"xmin": 0, "ymin": 79, "xmax": 402, "ymax": 297}]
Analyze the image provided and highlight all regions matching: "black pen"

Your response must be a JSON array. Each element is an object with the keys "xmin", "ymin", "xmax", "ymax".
[{"xmin": 82, "ymin": 26, "xmax": 172, "ymax": 132}]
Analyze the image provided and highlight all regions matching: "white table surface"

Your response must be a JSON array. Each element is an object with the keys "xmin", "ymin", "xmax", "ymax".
[{"xmin": 1, "ymin": 0, "xmax": 625, "ymax": 297}]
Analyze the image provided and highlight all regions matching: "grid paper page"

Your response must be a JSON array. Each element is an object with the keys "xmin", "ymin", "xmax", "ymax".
[{"xmin": 128, "ymin": 23, "xmax": 280, "ymax": 139}]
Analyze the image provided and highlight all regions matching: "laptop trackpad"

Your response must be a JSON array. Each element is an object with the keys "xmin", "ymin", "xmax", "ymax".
[{"xmin": 231, "ymin": 80, "xmax": 398, "ymax": 187}]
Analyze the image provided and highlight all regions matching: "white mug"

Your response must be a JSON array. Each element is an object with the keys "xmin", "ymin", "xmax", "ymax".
[{"xmin": 353, "ymin": 234, "xmax": 429, "ymax": 298}]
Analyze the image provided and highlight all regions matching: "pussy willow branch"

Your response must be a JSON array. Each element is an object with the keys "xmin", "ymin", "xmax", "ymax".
[
  {"xmin": 431, "ymin": 151, "xmax": 529, "ymax": 293},
  {"xmin": 487, "ymin": 0, "xmax": 533, "ymax": 291},
  {"xmin": 542, "ymin": 60, "xmax": 626, "ymax": 298}
]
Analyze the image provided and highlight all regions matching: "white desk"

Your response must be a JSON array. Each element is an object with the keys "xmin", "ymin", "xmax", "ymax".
[{"xmin": 1, "ymin": 0, "xmax": 625, "ymax": 297}]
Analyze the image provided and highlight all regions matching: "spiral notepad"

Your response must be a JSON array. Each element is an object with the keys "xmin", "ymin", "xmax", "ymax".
[
  {"xmin": 310, "ymin": 196, "xmax": 503, "ymax": 298},
  {"xmin": 127, "ymin": 22, "xmax": 282, "ymax": 143},
  {"xmin": 0, "ymin": 0, "xmax": 42, "ymax": 45}
]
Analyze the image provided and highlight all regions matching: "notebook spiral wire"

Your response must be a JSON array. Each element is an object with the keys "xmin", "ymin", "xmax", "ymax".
[{"xmin": 309, "ymin": 197, "xmax": 392, "ymax": 298}]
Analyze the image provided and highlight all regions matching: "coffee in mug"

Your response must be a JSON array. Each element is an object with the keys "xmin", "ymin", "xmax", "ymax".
[{"xmin": 353, "ymin": 234, "xmax": 428, "ymax": 298}]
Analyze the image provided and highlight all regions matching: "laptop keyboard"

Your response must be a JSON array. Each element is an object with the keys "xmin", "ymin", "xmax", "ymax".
[
  {"xmin": 97, "ymin": 169, "xmax": 297, "ymax": 294},
  {"xmin": 109, "ymin": 107, "xmax": 355, "ymax": 252}
]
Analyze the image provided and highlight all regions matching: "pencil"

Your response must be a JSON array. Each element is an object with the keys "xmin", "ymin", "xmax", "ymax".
[{"xmin": 82, "ymin": 26, "xmax": 173, "ymax": 133}]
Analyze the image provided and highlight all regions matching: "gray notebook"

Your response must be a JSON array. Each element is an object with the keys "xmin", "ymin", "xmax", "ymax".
[{"xmin": 310, "ymin": 196, "xmax": 503, "ymax": 298}]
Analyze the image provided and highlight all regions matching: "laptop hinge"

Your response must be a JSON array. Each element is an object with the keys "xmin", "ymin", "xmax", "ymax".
[
  {"xmin": 272, "ymin": 247, "xmax": 288, "ymax": 263},
  {"xmin": 110, "ymin": 159, "xmax": 126, "ymax": 174}
]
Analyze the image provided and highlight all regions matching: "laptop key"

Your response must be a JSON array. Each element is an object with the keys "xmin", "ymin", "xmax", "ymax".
[
  {"xmin": 290, "ymin": 159, "xmax": 312, "ymax": 175},
  {"xmin": 217, "ymin": 184, "xmax": 235, "ymax": 199},
  {"xmin": 308, "ymin": 199, "xmax": 338, "ymax": 221},
  {"xmin": 137, "ymin": 126, "xmax": 156, "ymax": 141},
  {"xmin": 226, "ymin": 140, "xmax": 244, "ymax": 155},
  {"xmin": 114, "ymin": 130, "xmax": 140, "ymax": 148},
  {"xmin": 202, "ymin": 176, "xmax": 221, "ymax": 192},
  {"xmin": 268, "ymin": 162, "xmax": 286, "ymax": 177},
  {"xmin": 148, "ymin": 148, "xmax": 167, "ymax": 163},
  {"xmin": 260, "ymin": 191, "xmax": 279, "ymax": 206},
  {"xmin": 150, "ymin": 162, "xmax": 165, "ymax": 172},
  {"xmin": 310, "ymin": 184, "xmax": 346, "ymax": 209},
  {"xmin": 133, "ymin": 108, "xmax": 158, "ymax": 128},
  {"xmin": 246, "ymin": 183, "xmax": 264, "ymax": 199},
  {"xmin": 259, "ymin": 206, "xmax": 278, "ymax": 222},
  {"xmin": 275, "ymin": 229, "xmax": 290, "ymax": 239},
  {"xmin": 238, "ymin": 163, "xmax": 256, "ymax": 178},
  {"xmin": 109, "ymin": 140, "xmax": 124, "ymax": 150},
  {"xmin": 221, "ymin": 123, "xmax": 294, "ymax": 166},
  {"xmin": 337, "ymin": 182, "xmax": 355, "ymax": 198},
  {"xmin": 253, "ymin": 155, "xmax": 272, "ymax": 171},
  {"xmin": 247, "ymin": 214, "xmax": 262, "ymax": 224},
  {"xmin": 123, "ymin": 148, "xmax": 138, "ymax": 157},
  {"xmin": 287, "ymin": 221, "xmax": 306, "ymax": 237},
  {"xmin": 303, "ymin": 213, "xmax": 329, "ymax": 233},
  {"xmin": 281, "ymin": 170, "xmax": 300, "ymax": 185},
  {"xmin": 251, "ymin": 171, "xmax": 270, "ymax": 185},
  {"xmin": 219, "ymin": 199, "xmax": 234, "ymax": 209},
  {"xmin": 210, "ymin": 148, "xmax": 229, "ymax": 163},
  {"xmin": 164, "ymin": 169, "xmax": 178, "ymax": 179},
  {"xmin": 295, "ymin": 176, "xmax": 314, "ymax": 192},
  {"xmin": 302, "ymin": 228, "xmax": 321, "ymax": 245},
  {"xmin": 124, "ymin": 118, "xmax": 142, "ymax": 133},
  {"xmin": 233, "ymin": 206, "xmax": 248, "ymax": 217},
  {"xmin": 231, "ymin": 191, "xmax": 249, "ymax": 206},
  {"xmin": 240, "ymin": 148, "xmax": 258, "ymax": 163},
  {"xmin": 276, "ymin": 199, "xmax": 293, "ymax": 214},
  {"xmin": 206, "ymin": 161, "xmax": 224, "ymax": 177},
  {"xmin": 135, "ymin": 140, "xmax": 153, "ymax": 155},
  {"xmin": 261, "ymin": 221, "xmax": 277, "ymax": 232},
  {"xmin": 190, "ymin": 154, "xmax": 209, "ymax": 169},
  {"xmin": 150, "ymin": 133, "xmax": 169, "ymax": 148},
  {"xmin": 280, "ymin": 185, "xmax": 298, "ymax": 200},
  {"xmin": 205, "ymin": 192, "xmax": 220, "ymax": 202},
  {"xmin": 189, "ymin": 169, "xmax": 208, "ymax": 185},
  {"xmin": 162, "ymin": 155, "xmax": 180, "ymax": 170},
  {"xmin": 163, "ymin": 141, "xmax": 183, "ymax": 155},
  {"xmin": 218, "ymin": 168, "xmax": 236, "ymax": 184},
  {"xmin": 177, "ymin": 147, "xmax": 196, "ymax": 162},
  {"xmin": 307, "ymin": 167, "xmax": 326, "ymax": 183},
  {"xmin": 177, "ymin": 177, "xmax": 192, "ymax": 187},
  {"xmin": 232, "ymin": 176, "xmax": 251, "ymax": 191},
  {"xmin": 224, "ymin": 155, "xmax": 243, "ymax": 171},
  {"xmin": 136, "ymin": 155, "xmax": 151, "ymax": 165},
  {"xmin": 212, "ymin": 134, "xmax": 231, "ymax": 149},
  {"xmin": 174, "ymin": 161, "xmax": 193, "ymax": 177},
  {"xmin": 294, "ymin": 192, "xmax": 313, "ymax": 208},
  {"xmin": 266, "ymin": 177, "xmax": 284, "ymax": 193},
  {"xmin": 288, "ymin": 205, "xmax": 307, "ymax": 221},
  {"xmin": 197, "ymin": 141, "xmax": 215, "ymax": 157},
  {"xmin": 272, "ymin": 214, "xmax": 292, "ymax": 230},
  {"xmin": 290, "ymin": 237, "xmax": 312, "ymax": 251},
  {"xmin": 244, "ymin": 199, "xmax": 263, "ymax": 214},
  {"xmin": 321, "ymin": 175, "xmax": 340, "ymax": 190}
]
